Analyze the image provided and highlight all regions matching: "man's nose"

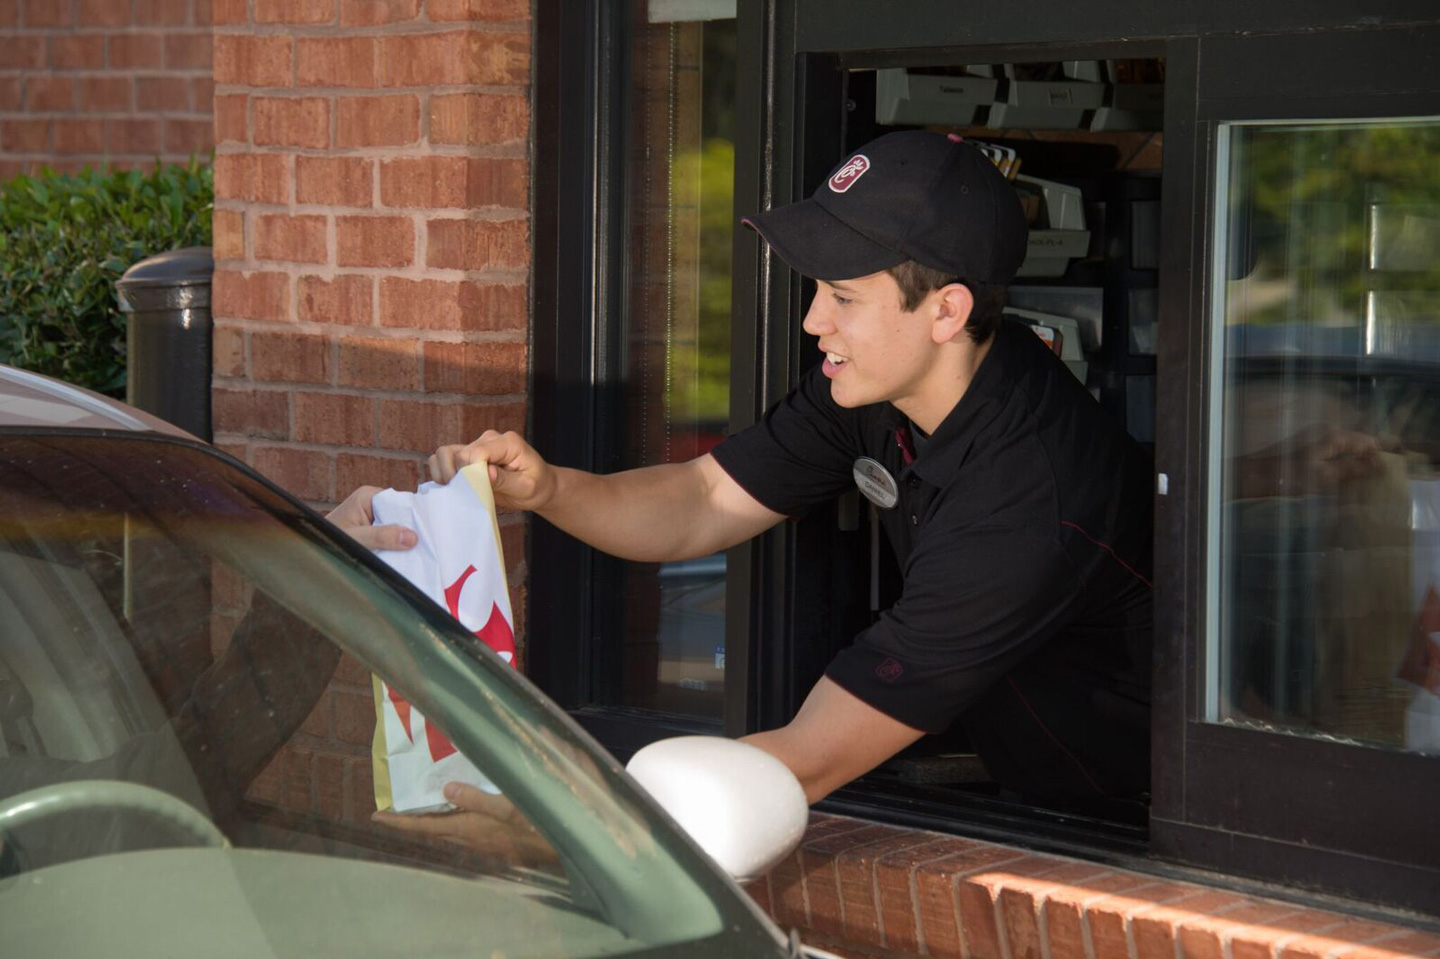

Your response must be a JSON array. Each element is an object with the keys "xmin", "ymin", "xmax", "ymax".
[{"xmin": 802, "ymin": 297, "xmax": 832, "ymax": 336}]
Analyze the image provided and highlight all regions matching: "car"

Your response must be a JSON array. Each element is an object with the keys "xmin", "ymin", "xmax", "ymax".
[{"xmin": 0, "ymin": 364, "xmax": 821, "ymax": 958}]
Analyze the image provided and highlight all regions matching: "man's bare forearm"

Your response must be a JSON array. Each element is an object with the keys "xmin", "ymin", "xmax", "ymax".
[{"xmin": 535, "ymin": 459, "xmax": 752, "ymax": 562}]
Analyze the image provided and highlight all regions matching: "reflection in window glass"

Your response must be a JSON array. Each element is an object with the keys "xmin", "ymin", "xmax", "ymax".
[
  {"xmin": 618, "ymin": 7, "xmax": 735, "ymax": 719},
  {"xmin": 1209, "ymin": 119, "xmax": 1440, "ymax": 753}
]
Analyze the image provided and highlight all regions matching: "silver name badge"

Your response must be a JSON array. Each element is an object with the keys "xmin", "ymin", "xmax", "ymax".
[{"xmin": 853, "ymin": 457, "xmax": 899, "ymax": 509}]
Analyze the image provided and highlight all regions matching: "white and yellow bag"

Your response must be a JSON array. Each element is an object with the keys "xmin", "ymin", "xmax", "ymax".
[{"xmin": 368, "ymin": 463, "xmax": 516, "ymax": 813}]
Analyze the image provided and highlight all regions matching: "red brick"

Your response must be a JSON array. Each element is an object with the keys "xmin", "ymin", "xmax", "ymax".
[
  {"xmin": 214, "ymin": 93, "xmax": 247, "ymax": 143},
  {"xmin": 255, "ymin": 0, "xmax": 333, "ymax": 23},
  {"xmin": 254, "ymin": 445, "xmax": 334, "ymax": 500},
  {"xmin": 0, "ymin": 33, "xmax": 45, "ymax": 68},
  {"xmin": 294, "ymin": 392, "xmax": 375, "ymax": 446},
  {"xmin": 1134, "ymin": 892, "xmax": 1255, "ymax": 959},
  {"xmin": 296, "ymin": 36, "xmax": 375, "ymax": 87},
  {"xmin": 79, "ymin": 0, "xmax": 132, "ymax": 26},
  {"xmin": 296, "ymin": 155, "xmax": 371, "ymax": 206},
  {"xmin": 379, "ymin": 278, "xmax": 524, "ymax": 332},
  {"xmin": 108, "ymin": 33, "xmax": 163, "ymax": 69},
  {"xmin": 1338, "ymin": 932, "xmax": 1440, "ymax": 959},
  {"xmin": 135, "ymin": 0, "xmax": 190, "ymax": 24},
  {"xmin": 24, "ymin": 0, "xmax": 72, "ymax": 26},
  {"xmin": 744, "ymin": 876, "xmax": 774, "ymax": 920},
  {"xmin": 1280, "ymin": 921, "xmax": 1418, "ymax": 959},
  {"xmin": 426, "ymin": 217, "xmax": 529, "ymax": 271},
  {"xmin": 338, "ymin": 336, "xmax": 420, "ymax": 390},
  {"xmin": 1088, "ymin": 884, "xmax": 1209, "ymax": 959},
  {"xmin": 430, "ymin": 92, "xmax": 528, "ymax": 146},
  {"xmin": 51, "ymin": 35, "xmax": 105, "ymax": 69},
  {"xmin": 316, "ymin": 753, "xmax": 346, "ymax": 821},
  {"xmin": 0, "ymin": 0, "xmax": 14, "ymax": 25},
  {"xmin": 422, "ymin": 341, "xmax": 526, "ymax": 395},
  {"xmin": 332, "ymin": 650, "xmax": 372, "ymax": 687},
  {"xmin": 379, "ymin": 30, "xmax": 528, "ymax": 87},
  {"xmin": 53, "ymin": 118, "xmax": 105, "ymax": 154},
  {"xmin": 255, "ymin": 213, "xmax": 327, "ymax": 264},
  {"xmin": 767, "ymin": 848, "xmax": 808, "ymax": 931},
  {"xmin": 376, "ymin": 399, "xmax": 462, "ymax": 451},
  {"xmin": 165, "ymin": 31, "xmax": 212, "ymax": 69},
  {"xmin": 252, "ymin": 330, "xmax": 332, "ymax": 384},
  {"xmin": 211, "ymin": 0, "xmax": 246, "ymax": 23},
  {"xmin": 499, "ymin": 518, "xmax": 525, "ymax": 573},
  {"xmin": 380, "ymin": 157, "xmax": 527, "ymax": 209},
  {"xmin": 213, "ymin": 34, "xmax": 293, "ymax": 87},
  {"xmin": 345, "ymin": 757, "xmax": 374, "ymax": 821},
  {"xmin": 332, "ymin": 689, "xmax": 374, "ymax": 745},
  {"xmin": 299, "ymin": 274, "xmax": 372, "ymax": 325},
  {"xmin": 1, "ymin": 118, "xmax": 48, "ymax": 152},
  {"xmin": 336, "ymin": 215, "xmax": 412, "ymax": 267},
  {"xmin": 213, "ymin": 208, "xmax": 245, "ymax": 260},
  {"xmin": 137, "ymin": 76, "xmax": 190, "ymax": 112},
  {"xmin": 253, "ymin": 96, "xmax": 329, "ymax": 149},
  {"xmin": 106, "ymin": 118, "xmax": 161, "ymax": 154},
  {"xmin": 336, "ymin": 452, "xmax": 421, "ymax": 495},
  {"xmin": 25, "ymin": 76, "xmax": 75, "ymax": 111},
  {"xmin": 339, "ymin": 0, "xmax": 417, "ymax": 25},
  {"xmin": 165, "ymin": 117, "xmax": 213, "ymax": 155},
  {"xmin": 213, "ymin": 325, "xmax": 246, "ymax": 377},
  {"xmin": 213, "ymin": 268, "xmax": 291, "ymax": 321},
  {"xmin": 1044, "ymin": 872, "xmax": 1155, "ymax": 959},
  {"xmin": 428, "ymin": 0, "xmax": 529, "ymax": 20},
  {"xmin": 213, "ymin": 152, "xmax": 291, "ymax": 205},
  {"xmin": 1001, "ymin": 881, "xmax": 1056, "ymax": 959},
  {"xmin": 190, "ymin": 74, "xmax": 213, "ymax": 109},
  {"xmin": 212, "ymin": 388, "xmax": 290, "ymax": 439},
  {"xmin": 335, "ymin": 94, "xmax": 417, "ymax": 147},
  {"xmin": 80, "ymin": 76, "xmax": 130, "ymax": 111},
  {"xmin": 836, "ymin": 834, "xmax": 938, "ymax": 949},
  {"xmin": 458, "ymin": 401, "xmax": 525, "ymax": 440},
  {"xmin": 1231, "ymin": 912, "xmax": 1351, "ymax": 959}
]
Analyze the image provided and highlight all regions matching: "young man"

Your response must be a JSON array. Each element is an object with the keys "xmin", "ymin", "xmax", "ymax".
[{"xmin": 337, "ymin": 130, "xmax": 1154, "ymax": 805}]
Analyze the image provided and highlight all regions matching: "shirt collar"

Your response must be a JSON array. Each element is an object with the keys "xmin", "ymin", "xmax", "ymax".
[{"xmin": 898, "ymin": 319, "xmax": 1019, "ymax": 487}]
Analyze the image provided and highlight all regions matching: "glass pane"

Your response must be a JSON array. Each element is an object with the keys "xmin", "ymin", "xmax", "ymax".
[
  {"xmin": 1209, "ymin": 118, "xmax": 1440, "ymax": 754},
  {"xmin": 616, "ymin": 6, "xmax": 735, "ymax": 718}
]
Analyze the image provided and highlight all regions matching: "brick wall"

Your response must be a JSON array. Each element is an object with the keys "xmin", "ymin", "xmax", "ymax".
[
  {"xmin": 210, "ymin": 0, "xmax": 532, "ymax": 825},
  {"xmin": 748, "ymin": 814, "xmax": 1440, "ymax": 959},
  {"xmin": 0, "ymin": 0, "xmax": 214, "ymax": 179}
]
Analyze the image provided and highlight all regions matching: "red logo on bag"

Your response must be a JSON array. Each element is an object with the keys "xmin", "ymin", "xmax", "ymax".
[
  {"xmin": 829, "ymin": 154, "xmax": 870, "ymax": 193},
  {"xmin": 444, "ymin": 564, "xmax": 517, "ymax": 664}
]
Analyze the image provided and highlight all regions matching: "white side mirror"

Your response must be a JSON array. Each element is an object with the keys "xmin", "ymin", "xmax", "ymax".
[{"xmin": 626, "ymin": 736, "xmax": 808, "ymax": 883}]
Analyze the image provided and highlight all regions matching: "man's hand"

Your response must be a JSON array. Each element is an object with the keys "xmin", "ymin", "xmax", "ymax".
[
  {"xmin": 429, "ymin": 430, "xmax": 558, "ymax": 513},
  {"xmin": 371, "ymin": 782, "xmax": 558, "ymax": 868},
  {"xmin": 326, "ymin": 485, "xmax": 418, "ymax": 551}
]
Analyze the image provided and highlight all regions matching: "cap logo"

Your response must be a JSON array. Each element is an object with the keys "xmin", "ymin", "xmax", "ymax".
[{"xmin": 829, "ymin": 154, "xmax": 870, "ymax": 193}]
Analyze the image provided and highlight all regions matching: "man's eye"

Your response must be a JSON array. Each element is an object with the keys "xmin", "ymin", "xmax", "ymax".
[{"xmin": 833, "ymin": 294, "xmax": 851, "ymax": 305}]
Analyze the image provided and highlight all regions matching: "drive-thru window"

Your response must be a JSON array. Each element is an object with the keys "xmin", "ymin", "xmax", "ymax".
[{"xmin": 530, "ymin": 0, "xmax": 1440, "ymax": 922}]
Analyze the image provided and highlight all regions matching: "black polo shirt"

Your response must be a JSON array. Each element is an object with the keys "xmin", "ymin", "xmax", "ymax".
[{"xmin": 711, "ymin": 319, "xmax": 1154, "ymax": 799}]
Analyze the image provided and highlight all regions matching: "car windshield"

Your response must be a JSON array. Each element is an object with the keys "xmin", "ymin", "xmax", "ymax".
[{"xmin": 0, "ymin": 432, "xmax": 768, "ymax": 958}]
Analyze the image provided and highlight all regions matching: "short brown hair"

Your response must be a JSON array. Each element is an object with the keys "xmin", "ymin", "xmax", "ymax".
[{"xmin": 885, "ymin": 260, "xmax": 1008, "ymax": 344}]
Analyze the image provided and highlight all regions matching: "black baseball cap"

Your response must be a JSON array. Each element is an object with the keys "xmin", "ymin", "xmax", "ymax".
[{"xmin": 742, "ymin": 130, "xmax": 1029, "ymax": 285}]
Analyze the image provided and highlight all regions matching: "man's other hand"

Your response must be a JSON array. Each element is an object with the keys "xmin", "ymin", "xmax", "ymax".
[
  {"xmin": 327, "ymin": 485, "xmax": 418, "ymax": 551},
  {"xmin": 371, "ymin": 782, "xmax": 557, "ymax": 868},
  {"xmin": 429, "ymin": 430, "xmax": 557, "ymax": 513}
]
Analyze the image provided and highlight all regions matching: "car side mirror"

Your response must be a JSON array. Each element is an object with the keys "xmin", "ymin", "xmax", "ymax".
[{"xmin": 626, "ymin": 736, "xmax": 808, "ymax": 884}]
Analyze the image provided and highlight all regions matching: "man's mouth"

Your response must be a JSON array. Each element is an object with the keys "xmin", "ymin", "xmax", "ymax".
[{"xmin": 825, "ymin": 352, "xmax": 847, "ymax": 366}]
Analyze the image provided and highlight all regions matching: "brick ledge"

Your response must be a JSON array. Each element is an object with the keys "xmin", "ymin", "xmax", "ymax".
[{"xmin": 743, "ymin": 814, "xmax": 1440, "ymax": 959}]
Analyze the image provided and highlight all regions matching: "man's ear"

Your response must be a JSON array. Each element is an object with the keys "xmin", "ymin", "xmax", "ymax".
[{"xmin": 930, "ymin": 282, "xmax": 975, "ymax": 345}]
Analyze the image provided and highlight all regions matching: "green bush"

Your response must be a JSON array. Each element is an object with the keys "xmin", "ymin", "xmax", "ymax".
[{"xmin": 0, "ymin": 160, "xmax": 213, "ymax": 396}]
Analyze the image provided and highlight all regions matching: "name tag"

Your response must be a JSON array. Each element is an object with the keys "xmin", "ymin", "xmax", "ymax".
[{"xmin": 853, "ymin": 457, "xmax": 899, "ymax": 509}]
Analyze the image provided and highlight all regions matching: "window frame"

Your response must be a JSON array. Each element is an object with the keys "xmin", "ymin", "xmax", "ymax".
[
  {"xmin": 1153, "ymin": 26, "xmax": 1440, "ymax": 916},
  {"xmin": 533, "ymin": 0, "xmax": 1440, "ymax": 917}
]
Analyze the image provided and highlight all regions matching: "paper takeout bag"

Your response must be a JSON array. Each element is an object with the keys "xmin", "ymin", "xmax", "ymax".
[{"xmin": 368, "ymin": 463, "xmax": 516, "ymax": 813}]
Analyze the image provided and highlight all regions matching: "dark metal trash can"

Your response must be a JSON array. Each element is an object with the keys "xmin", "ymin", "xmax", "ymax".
[{"xmin": 116, "ymin": 246, "xmax": 214, "ymax": 442}]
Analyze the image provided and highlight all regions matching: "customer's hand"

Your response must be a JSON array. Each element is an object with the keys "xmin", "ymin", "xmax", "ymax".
[
  {"xmin": 429, "ymin": 431, "xmax": 557, "ymax": 513},
  {"xmin": 326, "ymin": 485, "xmax": 418, "ymax": 551},
  {"xmin": 372, "ymin": 782, "xmax": 557, "ymax": 868}
]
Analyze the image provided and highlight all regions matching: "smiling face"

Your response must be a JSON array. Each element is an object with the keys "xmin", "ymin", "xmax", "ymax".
[{"xmin": 801, "ymin": 270, "xmax": 977, "ymax": 431}]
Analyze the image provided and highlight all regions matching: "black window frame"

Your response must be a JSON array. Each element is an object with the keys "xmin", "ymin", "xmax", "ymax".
[{"xmin": 532, "ymin": 0, "xmax": 1440, "ymax": 919}]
